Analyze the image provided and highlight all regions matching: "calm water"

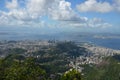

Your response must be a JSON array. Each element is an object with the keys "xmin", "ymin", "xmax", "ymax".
[
  {"xmin": 0, "ymin": 33, "xmax": 120, "ymax": 49},
  {"xmin": 86, "ymin": 38, "xmax": 120, "ymax": 50},
  {"xmin": 0, "ymin": 31, "xmax": 120, "ymax": 50}
]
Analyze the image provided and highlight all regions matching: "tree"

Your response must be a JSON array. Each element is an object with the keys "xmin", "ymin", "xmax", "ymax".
[
  {"xmin": 61, "ymin": 69, "xmax": 82, "ymax": 80},
  {"xmin": 0, "ymin": 54, "xmax": 46, "ymax": 80}
]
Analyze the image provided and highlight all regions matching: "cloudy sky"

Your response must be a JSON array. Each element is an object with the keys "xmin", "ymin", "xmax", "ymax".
[{"xmin": 0, "ymin": 0, "xmax": 120, "ymax": 33}]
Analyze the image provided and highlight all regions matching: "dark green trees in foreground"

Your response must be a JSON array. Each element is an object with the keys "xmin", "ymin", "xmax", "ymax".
[
  {"xmin": 0, "ymin": 55, "xmax": 46, "ymax": 80},
  {"xmin": 0, "ymin": 41, "xmax": 120, "ymax": 80},
  {"xmin": 61, "ymin": 69, "xmax": 82, "ymax": 80},
  {"xmin": 0, "ymin": 54, "xmax": 82, "ymax": 80},
  {"xmin": 0, "ymin": 54, "xmax": 120, "ymax": 80},
  {"xmin": 82, "ymin": 55, "xmax": 120, "ymax": 80}
]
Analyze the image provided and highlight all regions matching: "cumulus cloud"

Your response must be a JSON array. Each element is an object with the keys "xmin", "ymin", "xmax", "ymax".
[
  {"xmin": 0, "ymin": 12, "xmax": 9, "ymax": 25},
  {"xmin": 6, "ymin": 0, "xmax": 18, "ymax": 10},
  {"xmin": 62, "ymin": 17, "xmax": 112, "ymax": 28},
  {"xmin": 0, "ymin": 0, "xmax": 87, "ymax": 25},
  {"xmin": 114, "ymin": 0, "xmax": 120, "ymax": 12},
  {"xmin": 26, "ymin": 0, "xmax": 55, "ymax": 18},
  {"xmin": 49, "ymin": 0, "xmax": 74, "ymax": 20},
  {"xmin": 76, "ymin": 0, "xmax": 120, "ymax": 13},
  {"xmin": 87, "ymin": 18, "xmax": 112, "ymax": 28},
  {"xmin": 0, "ymin": 0, "xmax": 112, "ymax": 28},
  {"xmin": 76, "ymin": 0, "xmax": 113, "ymax": 13}
]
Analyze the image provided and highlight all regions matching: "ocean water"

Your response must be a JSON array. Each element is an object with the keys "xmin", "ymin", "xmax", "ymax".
[
  {"xmin": 0, "ymin": 33, "xmax": 120, "ymax": 50},
  {"xmin": 0, "ymin": 30, "xmax": 120, "ymax": 50},
  {"xmin": 86, "ymin": 38, "xmax": 120, "ymax": 50},
  {"xmin": 73, "ymin": 33, "xmax": 120, "ymax": 50}
]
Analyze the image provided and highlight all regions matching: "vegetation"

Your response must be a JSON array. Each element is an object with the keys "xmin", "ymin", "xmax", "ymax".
[
  {"xmin": 0, "ymin": 55, "xmax": 46, "ymax": 80},
  {"xmin": 0, "ymin": 54, "xmax": 82, "ymax": 80},
  {"xmin": 61, "ymin": 69, "xmax": 82, "ymax": 80},
  {"xmin": 0, "ymin": 42, "xmax": 120, "ymax": 80},
  {"xmin": 55, "ymin": 42, "xmax": 87, "ymax": 57},
  {"xmin": 82, "ymin": 56, "xmax": 120, "ymax": 80}
]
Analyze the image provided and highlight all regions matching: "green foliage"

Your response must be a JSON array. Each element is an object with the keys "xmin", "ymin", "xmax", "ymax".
[
  {"xmin": 1, "ymin": 42, "xmax": 120, "ymax": 80},
  {"xmin": 54, "ymin": 42, "xmax": 87, "ymax": 57},
  {"xmin": 100, "ymin": 57, "xmax": 120, "ymax": 80},
  {"xmin": 61, "ymin": 69, "xmax": 82, "ymax": 80},
  {"xmin": 0, "ymin": 54, "xmax": 82, "ymax": 80},
  {"xmin": 82, "ymin": 56, "xmax": 120, "ymax": 80},
  {"xmin": 0, "ymin": 54, "xmax": 46, "ymax": 80},
  {"xmin": 9, "ymin": 48, "xmax": 27, "ymax": 54},
  {"xmin": 113, "ymin": 54, "xmax": 120, "ymax": 61}
]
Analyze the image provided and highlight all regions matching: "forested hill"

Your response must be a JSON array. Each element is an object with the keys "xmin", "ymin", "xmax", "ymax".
[{"xmin": 0, "ymin": 41, "xmax": 120, "ymax": 80}]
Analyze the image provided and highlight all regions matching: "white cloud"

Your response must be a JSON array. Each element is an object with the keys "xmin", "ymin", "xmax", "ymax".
[
  {"xmin": 87, "ymin": 18, "xmax": 112, "ymax": 28},
  {"xmin": 1, "ymin": 0, "xmax": 87, "ymax": 25},
  {"xmin": 6, "ymin": 0, "xmax": 18, "ymax": 10},
  {"xmin": 114, "ymin": 0, "xmax": 120, "ymax": 12},
  {"xmin": 48, "ymin": 0, "xmax": 89, "ymax": 24},
  {"xmin": 61, "ymin": 17, "xmax": 112, "ymax": 28},
  {"xmin": 77, "ymin": 0, "xmax": 120, "ymax": 13},
  {"xmin": 25, "ymin": 0, "xmax": 76, "ymax": 21},
  {"xmin": 76, "ymin": 0, "xmax": 113, "ymax": 13},
  {"xmin": 0, "ymin": 0, "xmax": 112, "ymax": 28},
  {"xmin": 26, "ymin": 0, "xmax": 55, "ymax": 17},
  {"xmin": 49, "ymin": 0, "xmax": 73, "ymax": 20},
  {"xmin": 0, "ymin": 12, "xmax": 9, "ymax": 25}
]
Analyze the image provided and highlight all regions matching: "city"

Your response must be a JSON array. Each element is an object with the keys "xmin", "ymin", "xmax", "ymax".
[{"xmin": 0, "ymin": 40, "xmax": 120, "ymax": 72}]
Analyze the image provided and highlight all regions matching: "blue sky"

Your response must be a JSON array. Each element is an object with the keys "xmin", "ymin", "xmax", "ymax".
[{"xmin": 0, "ymin": 0, "xmax": 120, "ymax": 33}]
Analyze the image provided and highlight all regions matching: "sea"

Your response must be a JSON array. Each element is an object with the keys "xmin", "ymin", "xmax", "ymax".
[{"xmin": 0, "ymin": 27, "xmax": 120, "ymax": 50}]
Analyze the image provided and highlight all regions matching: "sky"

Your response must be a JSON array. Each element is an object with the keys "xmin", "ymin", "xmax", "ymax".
[{"xmin": 0, "ymin": 0, "xmax": 120, "ymax": 33}]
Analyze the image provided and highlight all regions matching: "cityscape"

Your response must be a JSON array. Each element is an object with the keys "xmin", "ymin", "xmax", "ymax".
[{"xmin": 0, "ymin": 0, "xmax": 120, "ymax": 80}]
